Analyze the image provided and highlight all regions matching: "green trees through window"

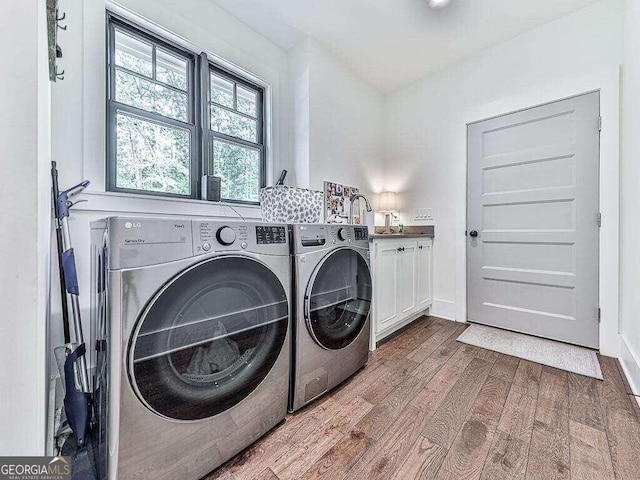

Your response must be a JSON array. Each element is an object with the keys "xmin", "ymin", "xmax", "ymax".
[
  {"xmin": 107, "ymin": 15, "xmax": 265, "ymax": 203},
  {"xmin": 208, "ymin": 71, "xmax": 262, "ymax": 203}
]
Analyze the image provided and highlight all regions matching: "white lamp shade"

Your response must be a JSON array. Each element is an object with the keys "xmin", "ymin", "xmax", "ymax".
[{"xmin": 378, "ymin": 191, "xmax": 398, "ymax": 212}]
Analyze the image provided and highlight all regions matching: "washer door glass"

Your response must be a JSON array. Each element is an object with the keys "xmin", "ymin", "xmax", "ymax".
[
  {"xmin": 305, "ymin": 249, "xmax": 372, "ymax": 350},
  {"xmin": 130, "ymin": 256, "xmax": 288, "ymax": 421}
]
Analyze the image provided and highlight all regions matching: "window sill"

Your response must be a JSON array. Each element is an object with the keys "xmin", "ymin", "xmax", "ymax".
[{"xmin": 75, "ymin": 189, "xmax": 263, "ymax": 220}]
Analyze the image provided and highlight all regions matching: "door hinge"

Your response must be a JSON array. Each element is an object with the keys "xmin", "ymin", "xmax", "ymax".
[
  {"xmin": 598, "ymin": 116, "xmax": 602, "ymax": 132},
  {"xmin": 597, "ymin": 212, "xmax": 602, "ymax": 227},
  {"xmin": 598, "ymin": 308, "xmax": 601, "ymax": 323}
]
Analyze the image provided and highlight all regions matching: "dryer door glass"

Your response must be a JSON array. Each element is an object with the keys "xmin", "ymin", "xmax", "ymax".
[
  {"xmin": 305, "ymin": 249, "xmax": 372, "ymax": 350},
  {"xmin": 129, "ymin": 256, "xmax": 288, "ymax": 421}
]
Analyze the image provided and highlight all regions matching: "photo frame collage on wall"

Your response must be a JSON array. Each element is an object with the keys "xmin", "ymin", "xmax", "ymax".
[{"xmin": 324, "ymin": 181, "xmax": 361, "ymax": 224}]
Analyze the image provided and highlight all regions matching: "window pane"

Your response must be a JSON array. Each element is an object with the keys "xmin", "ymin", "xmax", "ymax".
[
  {"xmin": 212, "ymin": 140, "xmax": 260, "ymax": 202},
  {"xmin": 156, "ymin": 48, "xmax": 187, "ymax": 91},
  {"xmin": 211, "ymin": 74, "xmax": 234, "ymax": 108},
  {"xmin": 114, "ymin": 30, "xmax": 152, "ymax": 77},
  {"xmin": 116, "ymin": 70, "xmax": 188, "ymax": 122},
  {"xmin": 237, "ymin": 86, "xmax": 257, "ymax": 117},
  {"xmin": 211, "ymin": 105, "xmax": 257, "ymax": 142},
  {"xmin": 116, "ymin": 112, "xmax": 191, "ymax": 195}
]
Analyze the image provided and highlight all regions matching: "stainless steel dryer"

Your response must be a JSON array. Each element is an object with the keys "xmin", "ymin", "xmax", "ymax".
[
  {"xmin": 289, "ymin": 224, "xmax": 372, "ymax": 412},
  {"xmin": 90, "ymin": 217, "xmax": 291, "ymax": 480}
]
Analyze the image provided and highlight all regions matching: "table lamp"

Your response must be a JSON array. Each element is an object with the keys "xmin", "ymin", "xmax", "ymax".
[{"xmin": 378, "ymin": 191, "xmax": 398, "ymax": 234}]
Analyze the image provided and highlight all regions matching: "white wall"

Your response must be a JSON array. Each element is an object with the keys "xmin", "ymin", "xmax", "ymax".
[
  {"xmin": 0, "ymin": 0, "xmax": 50, "ymax": 454},
  {"xmin": 620, "ymin": 0, "xmax": 640, "ymax": 401},
  {"xmin": 289, "ymin": 38, "xmax": 385, "ymax": 200},
  {"xmin": 384, "ymin": 0, "xmax": 624, "ymax": 326},
  {"xmin": 289, "ymin": 40, "xmax": 311, "ymax": 188},
  {"xmin": 305, "ymin": 40, "xmax": 385, "ymax": 197}
]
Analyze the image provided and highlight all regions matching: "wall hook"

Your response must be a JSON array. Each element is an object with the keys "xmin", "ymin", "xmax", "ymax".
[{"xmin": 57, "ymin": 11, "xmax": 67, "ymax": 30}]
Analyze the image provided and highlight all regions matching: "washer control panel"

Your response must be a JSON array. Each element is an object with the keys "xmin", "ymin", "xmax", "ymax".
[
  {"xmin": 298, "ymin": 224, "xmax": 327, "ymax": 247},
  {"xmin": 328, "ymin": 225, "xmax": 368, "ymax": 244},
  {"xmin": 354, "ymin": 227, "xmax": 368, "ymax": 241},
  {"xmin": 294, "ymin": 224, "xmax": 369, "ymax": 252}
]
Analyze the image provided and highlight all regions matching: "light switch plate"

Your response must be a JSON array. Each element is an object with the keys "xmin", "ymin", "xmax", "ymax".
[{"xmin": 413, "ymin": 208, "xmax": 434, "ymax": 222}]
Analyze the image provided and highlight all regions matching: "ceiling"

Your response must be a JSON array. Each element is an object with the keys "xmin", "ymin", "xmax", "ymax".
[{"xmin": 209, "ymin": 0, "xmax": 602, "ymax": 92}]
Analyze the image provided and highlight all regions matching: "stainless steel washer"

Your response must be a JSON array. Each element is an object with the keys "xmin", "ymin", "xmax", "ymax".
[
  {"xmin": 289, "ymin": 224, "xmax": 372, "ymax": 412},
  {"xmin": 90, "ymin": 217, "xmax": 291, "ymax": 480}
]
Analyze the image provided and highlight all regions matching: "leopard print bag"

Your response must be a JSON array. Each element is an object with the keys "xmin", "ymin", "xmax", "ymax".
[{"xmin": 260, "ymin": 186, "xmax": 323, "ymax": 223}]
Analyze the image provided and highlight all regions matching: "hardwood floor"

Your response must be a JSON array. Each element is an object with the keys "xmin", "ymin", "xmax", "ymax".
[{"xmin": 204, "ymin": 317, "xmax": 640, "ymax": 480}]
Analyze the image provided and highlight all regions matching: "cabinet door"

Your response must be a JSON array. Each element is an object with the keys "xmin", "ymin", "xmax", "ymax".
[
  {"xmin": 396, "ymin": 242, "xmax": 417, "ymax": 315},
  {"xmin": 416, "ymin": 239, "xmax": 433, "ymax": 309},
  {"xmin": 374, "ymin": 242, "xmax": 399, "ymax": 329}
]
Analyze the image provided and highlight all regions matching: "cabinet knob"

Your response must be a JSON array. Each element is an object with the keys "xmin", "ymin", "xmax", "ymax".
[
  {"xmin": 397, "ymin": 247, "xmax": 405, "ymax": 252},
  {"xmin": 419, "ymin": 245, "xmax": 423, "ymax": 250}
]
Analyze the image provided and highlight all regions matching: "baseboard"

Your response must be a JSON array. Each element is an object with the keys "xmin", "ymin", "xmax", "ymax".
[
  {"xmin": 620, "ymin": 335, "xmax": 640, "ymax": 408},
  {"xmin": 372, "ymin": 309, "xmax": 430, "ymax": 350},
  {"xmin": 431, "ymin": 299, "xmax": 456, "ymax": 321}
]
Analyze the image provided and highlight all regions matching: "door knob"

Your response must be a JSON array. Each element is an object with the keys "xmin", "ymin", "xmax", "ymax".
[{"xmin": 469, "ymin": 230, "xmax": 478, "ymax": 238}]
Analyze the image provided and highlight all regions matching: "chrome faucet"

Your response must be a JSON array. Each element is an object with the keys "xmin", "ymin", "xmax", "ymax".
[{"xmin": 349, "ymin": 193, "xmax": 373, "ymax": 225}]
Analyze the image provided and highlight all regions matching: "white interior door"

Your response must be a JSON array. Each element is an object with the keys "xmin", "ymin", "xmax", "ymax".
[{"xmin": 467, "ymin": 92, "xmax": 600, "ymax": 348}]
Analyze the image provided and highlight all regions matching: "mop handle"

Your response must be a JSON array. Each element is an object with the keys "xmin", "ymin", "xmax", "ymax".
[
  {"xmin": 51, "ymin": 162, "xmax": 71, "ymax": 344},
  {"xmin": 56, "ymin": 180, "xmax": 89, "ymax": 297},
  {"xmin": 57, "ymin": 180, "xmax": 91, "ymax": 393},
  {"xmin": 57, "ymin": 180, "xmax": 90, "ymax": 220}
]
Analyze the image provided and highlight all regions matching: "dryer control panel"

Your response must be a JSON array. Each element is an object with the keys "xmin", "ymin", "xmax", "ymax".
[
  {"xmin": 194, "ymin": 222, "xmax": 249, "ymax": 252},
  {"xmin": 192, "ymin": 220, "xmax": 289, "ymax": 255},
  {"xmin": 102, "ymin": 217, "xmax": 194, "ymax": 270},
  {"xmin": 96, "ymin": 217, "xmax": 290, "ymax": 269},
  {"xmin": 256, "ymin": 225, "xmax": 287, "ymax": 244}
]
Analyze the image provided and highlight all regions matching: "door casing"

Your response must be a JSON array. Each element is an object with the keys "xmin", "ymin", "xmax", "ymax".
[{"xmin": 454, "ymin": 73, "xmax": 620, "ymax": 357}]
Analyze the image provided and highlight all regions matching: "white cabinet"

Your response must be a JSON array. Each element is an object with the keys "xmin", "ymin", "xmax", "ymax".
[
  {"xmin": 371, "ymin": 237, "xmax": 433, "ymax": 349},
  {"xmin": 396, "ymin": 242, "xmax": 417, "ymax": 315},
  {"xmin": 416, "ymin": 239, "xmax": 433, "ymax": 309},
  {"xmin": 375, "ymin": 242, "xmax": 399, "ymax": 328}
]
